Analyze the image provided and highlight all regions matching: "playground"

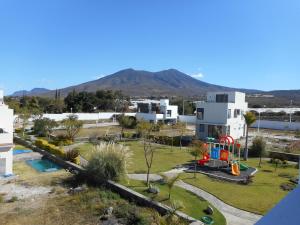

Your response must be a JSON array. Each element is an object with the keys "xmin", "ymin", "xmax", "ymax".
[{"xmin": 186, "ymin": 135, "xmax": 258, "ymax": 183}]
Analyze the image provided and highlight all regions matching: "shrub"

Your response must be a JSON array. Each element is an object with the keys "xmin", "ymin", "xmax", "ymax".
[
  {"xmin": 122, "ymin": 132, "xmax": 136, "ymax": 139},
  {"xmin": 84, "ymin": 142, "xmax": 132, "ymax": 184},
  {"xmin": 7, "ymin": 196, "xmax": 18, "ymax": 203},
  {"xmin": 35, "ymin": 139, "xmax": 65, "ymax": 158},
  {"xmin": 65, "ymin": 148, "xmax": 80, "ymax": 164},
  {"xmin": 250, "ymin": 136, "xmax": 266, "ymax": 157},
  {"xmin": 51, "ymin": 134, "xmax": 73, "ymax": 146},
  {"xmin": 114, "ymin": 203, "xmax": 150, "ymax": 225}
]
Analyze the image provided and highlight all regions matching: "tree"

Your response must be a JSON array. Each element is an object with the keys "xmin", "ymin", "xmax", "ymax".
[
  {"xmin": 190, "ymin": 140, "xmax": 207, "ymax": 178},
  {"xmin": 61, "ymin": 115, "xmax": 83, "ymax": 141},
  {"xmin": 243, "ymin": 112, "xmax": 256, "ymax": 161},
  {"xmin": 117, "ymin": 115, "xmax": 137, "ymax": 139},
  {"xmin": 136, "ymin": 121, "xmax": 156, "ymax": 187},
  {"xmin": 33, "ymin": 118, "xmax": 58, "ymax": 140},
  {"xmin": 174, "ymin": 122, "xmax": 186, "ymax": 149},
  {"xmin": 251, "ymin": 136, "xmax": 266, "ymax": 167},
  {"xmin": 162, "ymin": 174, "xmax": 180, "ymax": 199},
  {"xmin": 19, "ymin": 108, "xmax": 31, "ymax": 137}
]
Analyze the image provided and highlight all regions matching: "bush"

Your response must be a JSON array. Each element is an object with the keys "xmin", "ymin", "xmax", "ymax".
[
  {"xmin": 65, "ymin": 148, "xmax": 80, "ymax": 164},
  {"xmin": 35, "ymin": 139, "xmax": 65, "ymax": 158},
  {"xmin": 250, "ymin": 136, "xmax": 266, "ymax": 157},
  {"xmin": 84, "ymin": 142, "xmax": 131, "ymax": 184},
  {"xmin": 51, "ymin": 134, "xmax": 73, "ymax": 146},
  {"xmin": 114, "ymin": 203, "xmax": 150, "ymax": 225},
  {"xmin": 122, "ymin": 132, "xmax": 137, "ymax": 139}
]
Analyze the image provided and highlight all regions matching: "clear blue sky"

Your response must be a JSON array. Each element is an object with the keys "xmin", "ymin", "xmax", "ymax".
[{"xmin": 0, "ymin": 0, "xmax": 299, "ymax": 94}]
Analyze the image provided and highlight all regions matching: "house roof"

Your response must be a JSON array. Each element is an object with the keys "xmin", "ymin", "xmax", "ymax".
[{"xmin": 255, "ymin": 186, "xmax": 300, "ymax": 225}]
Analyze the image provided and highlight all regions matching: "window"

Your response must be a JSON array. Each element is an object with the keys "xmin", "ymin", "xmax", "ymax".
[
  {"xmin": 199, "ymin": 124, "xmax": 205, "ymax": 132},
  {"xmin": 197, "ymin": 108, "xmax": 204, "ymax": 120},
  {"xmin": 234, "ymin": 109, "xmax": 241, "ymax": 118},
  {"xmin": 227, "ymin": 109, "xmax": 231, "ymax": 119},
  {"xmin": 216, "ymin": 94, "xmax": 228, "ymax": 103},
  {"xmin": 166, "ymin": 110, "xmax": 171, "ymax": 117}
]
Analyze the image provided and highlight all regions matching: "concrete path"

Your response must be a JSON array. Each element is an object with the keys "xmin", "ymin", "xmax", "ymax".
[
  {"xmin": 63, "ymin": 142, "xmax": 85, "ymax": 152},
  {"xmin": 127, "ymin": 174, "xmax": 162, "ymax": 182},
  {"xmin": 176, "ymin": 180, "xmax": 262, "ymax": 225},
  {"xmin": 128, "ymin": 173, "xmax": 262, "ymax": 225}
]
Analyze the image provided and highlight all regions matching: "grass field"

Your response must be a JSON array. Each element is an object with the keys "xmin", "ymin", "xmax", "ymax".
[
  {"xmin": 180, "ymin": 158, "xmax": 299, "ymax": 215},
  {"xmin": 120, "ymin": 179, "xmax": 226, "ymax": 225},
  {"xmin": 74, "ymin": 140, "xmax": 299, "ymax": 215},
  {"xmin": 77, "ymin": 141, "xmax": 194, "ymax": 173}
]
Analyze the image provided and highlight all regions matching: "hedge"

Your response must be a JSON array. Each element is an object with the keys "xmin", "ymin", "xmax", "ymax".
[
  {"xmin": 35, "ymin": 139, "xmax": 65, "ymax": 158},
  {"xmin": 35, "ymin": 139, "xmax": 81, "ymax": 165}
]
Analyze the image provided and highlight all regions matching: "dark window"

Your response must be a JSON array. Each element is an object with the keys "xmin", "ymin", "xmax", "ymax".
[
  {"xmin": 199, "ymin": 124, "xmax": 205, "ymax": 132},
  {"xmin": 166, "ymin": 110, "xmax": 171, "ymax": 117},
  {"xmin": 234, "ymin": 109, "xmax": 241, "ymax": 118},
  {"xmin": 228, "ymin": 109, "xmax": 231, "ymax": 119},
  {"xmin": 208, "ymin": 125, "xmax": 223, "ymax": 139},
  {"xmin": 197, "ymin": 108, "xmax": 204, "ymax": 120},
  {"xmin": 216, "ymin": 94, "xmax": 228, "ymax": 103}
]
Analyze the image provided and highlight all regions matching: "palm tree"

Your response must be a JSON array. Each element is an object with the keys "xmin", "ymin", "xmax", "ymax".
[
  {"xmin": 190, "ymin": 140, "xmax": 207, "ymax": 178},
  {"xmin": 243, "ymin": 112, "xmax": 256, "ymax": 160},
  {"xmin": 162, "ymin": 174, "xmax": 180, "ymax": 199}
]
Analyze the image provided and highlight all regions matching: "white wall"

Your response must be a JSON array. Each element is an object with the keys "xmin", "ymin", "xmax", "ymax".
[
  {"xmin": 0, "ymin": 106, "xmax": 14, "ymax": 144},
  {"xmin": 178, "ymin": 115, "xmax": 196, "ymax": 124},
  {"xmin": 196, "ymin": 102, "xmax": 228, "ymax": 124},
  {"xmin": 249, "ymin": 108, "xmax": 300, "ymax": 113},
  {"xmin": 42, "ymin": 112, "xmax": 136, "ymax": 121},
  {"xmin": 252, "ymin": 120, "xmax": 300, "ymax": 131},
  {"xmin": 0, "ymin": 149, "xmax": 13, "ymax": 175}
]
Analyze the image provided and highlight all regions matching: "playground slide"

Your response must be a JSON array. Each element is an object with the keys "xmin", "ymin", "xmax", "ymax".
[
  {"xmin": 239, "ymin": 163, "xmax": 249, "ymax": 171},
  {"xmin": 231, "ymin": 163, "xmax": 240, "ymax": 176}
]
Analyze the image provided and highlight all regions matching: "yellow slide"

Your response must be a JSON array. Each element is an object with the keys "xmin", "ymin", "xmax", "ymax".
[{"xmin": 231, "ymin": 163, "xmax": 240, "ymax": 176}]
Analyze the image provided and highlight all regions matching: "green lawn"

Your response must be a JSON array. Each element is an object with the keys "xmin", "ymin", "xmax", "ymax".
[
  {"xmin": 120, "ymin": 179, "xmax": 226, "ymax": 225},
  {"xmin": 181, "ymin": 158, "xmax": 299, "ymax": 215},
  {"xmin": 124, "ymin": 141, "xmax": 194, "ymax": 173},
  {"xmin": 13, "ymin": 144, "xmax": 28, "ymax": 150},
  {"xmin": 77, "ymin": 141, "xmax": 194, "ymax": 173},
  {"xmin": 76, "ymin": 140, "xmax": 298, "ymax": 215}
]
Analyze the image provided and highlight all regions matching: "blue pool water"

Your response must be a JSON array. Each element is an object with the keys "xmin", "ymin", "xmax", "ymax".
[
  {"xmin": 26, "ymin": 159, "xmax": 62, "ymax": 172},
  {"xmin": 13, "ymin": 149, "xmax": 33, "ymax": 155}
]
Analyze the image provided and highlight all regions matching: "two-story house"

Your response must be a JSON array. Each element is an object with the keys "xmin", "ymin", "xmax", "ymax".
[
  {"xmin": 136, "ymin": 99, "xmax": 178, "ymax": 124},
  {"xmin": 0, "ymin": 90, "xmax": 14, "ymax": 176},
  {"xmin": 195, "ymin": 92, "xmax": 248, "ymax": 140}
]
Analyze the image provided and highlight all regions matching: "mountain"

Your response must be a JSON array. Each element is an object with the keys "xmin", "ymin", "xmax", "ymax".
[
  {"xmin": 11, "ymin": 69, "xmax": 300, "ymax": 106},
  {"xmin": 41, "ymin": 68, "xmax": 257, "ymax": 97},
  {"xmin": 11, "ymin": 88, "xmax": 51, "ymax": 97}
]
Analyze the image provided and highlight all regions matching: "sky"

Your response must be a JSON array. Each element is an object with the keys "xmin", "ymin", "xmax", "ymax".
[{"xmin": 0, "ymin": 0, "xmax": 299, "ymax": 95}]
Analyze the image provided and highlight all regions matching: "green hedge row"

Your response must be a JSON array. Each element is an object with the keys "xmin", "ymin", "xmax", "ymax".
[{"xmin": 35, "ymin": 139, "xmax": 80, "ymax": 165}]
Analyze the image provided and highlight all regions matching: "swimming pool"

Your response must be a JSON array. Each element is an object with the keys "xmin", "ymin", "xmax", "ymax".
[
  {"xmin": 26, "ymin": 159, "xmax": 62, "ymax": 172},
  {"xmin": 13, "ymin": 149, "xmax": 33, "ymax": 155}
]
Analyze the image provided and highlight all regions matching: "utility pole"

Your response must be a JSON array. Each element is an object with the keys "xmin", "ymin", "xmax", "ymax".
[{"xmin": 182, "ymin": 99, "xmax": 185, "ymax": 115}]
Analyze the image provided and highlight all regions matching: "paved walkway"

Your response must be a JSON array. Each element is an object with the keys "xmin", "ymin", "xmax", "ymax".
[
  {"xmin": 128, "ymin": 173, "xmax": 262, "ymax": 225},
  {"xmin": 176, "ymin": 180, "xmax": 262, "ymax": 225}
]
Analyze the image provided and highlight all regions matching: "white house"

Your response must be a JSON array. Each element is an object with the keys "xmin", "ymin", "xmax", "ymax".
[
  {"xmin": 136, "ymin": 99, "xmax": 178, "ymax": 123},
  {"xmin": 195, "ymin": 92, "xmax": 248, "ymax": 140},
  {"xmin": 0, "ymin": 90, "xmax": 14, "ymax": 176}
]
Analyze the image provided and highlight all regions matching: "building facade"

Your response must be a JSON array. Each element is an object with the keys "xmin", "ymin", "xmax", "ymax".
[
  {"xmin": 195, "ymin": 92, "xmax": 248, "ymax": 140},
  {"xmin": 0, "ymin": 90, "xmax": 14, "ymax": 176},
  {"xmin": 136, "ymin": 99, "xmax": 178, "ymax": 123}
]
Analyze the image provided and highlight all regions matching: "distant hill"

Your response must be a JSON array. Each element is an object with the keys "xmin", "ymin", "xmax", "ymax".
[
  {"xmin": 10, "ymin": 69, "xmax": 300, "ymax": 107},
  {"xmin": 40, "ymin": 68, "xmax": 259, "ymax": 98},
  {"xmin": 11, "ymin": 88, "xmax": 51, "ymax": 97}
]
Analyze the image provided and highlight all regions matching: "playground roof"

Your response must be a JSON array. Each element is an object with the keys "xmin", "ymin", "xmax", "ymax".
[{"xmin": 255, "ymin": 186, "xmax": 300, "ymax": 225}]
